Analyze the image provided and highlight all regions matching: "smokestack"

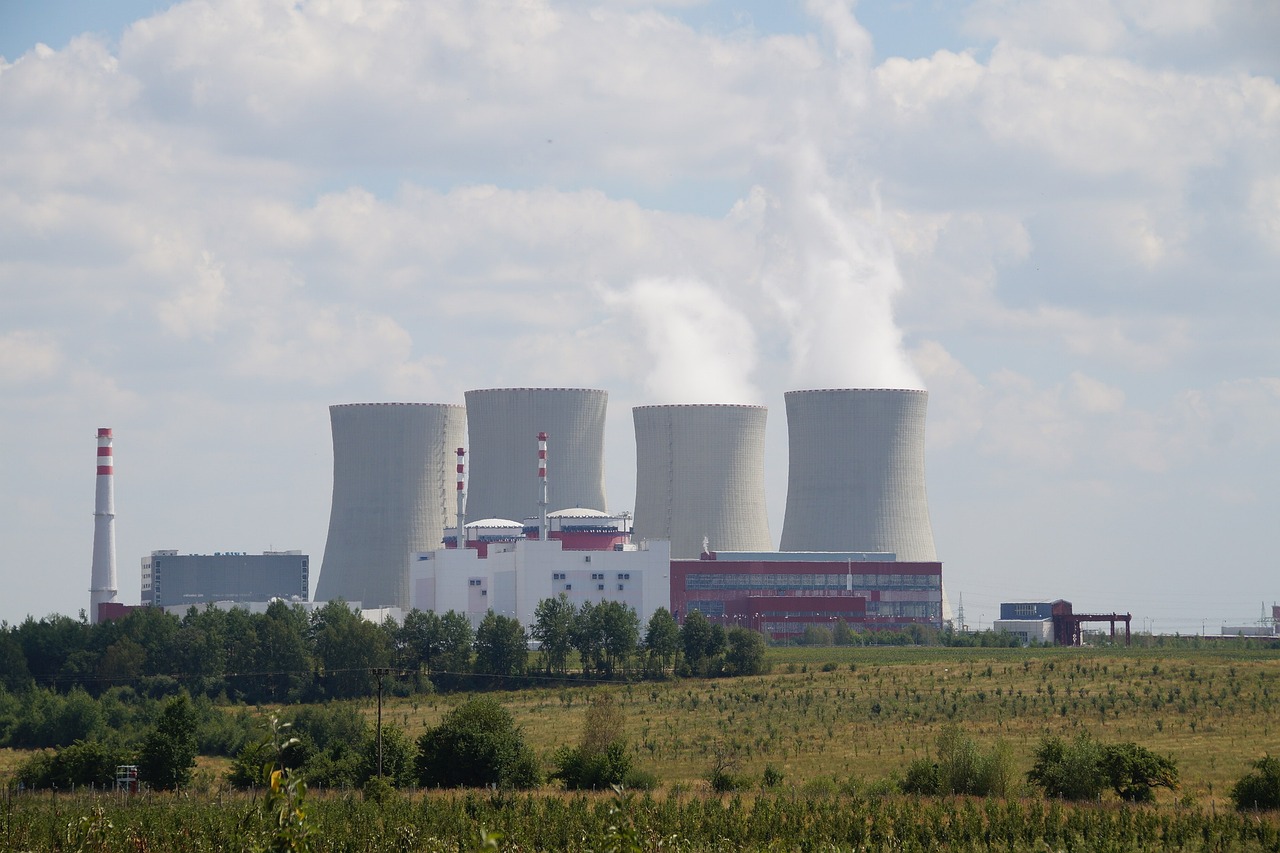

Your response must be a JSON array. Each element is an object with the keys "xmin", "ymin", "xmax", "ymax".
[
  {"xmin": 537, "ymin": 432, "xmax": 549, "ymax": 540},
  {"xmin": 779, "ymin": 389, "xmax": 937, "ymax": 561},
  {"xmin": 89, "ymin": 427, "xmax": 119, "ymax": 623},
  {"xmin": 632, "ymin": 404, "xmax": 772, "ymax": 558}
]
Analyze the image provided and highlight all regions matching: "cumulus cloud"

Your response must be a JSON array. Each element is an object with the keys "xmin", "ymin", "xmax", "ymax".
[{"xmin": 0, "ymin": 330, "xmax": 62, "ymax": 384}]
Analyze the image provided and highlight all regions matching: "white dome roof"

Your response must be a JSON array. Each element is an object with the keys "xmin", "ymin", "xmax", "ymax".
[
  {"xmin": 465, "ymin": 518, "xmax": 524, "ymax": 528},
  {"xmin": 548, "ymin": 508, "xmax": 610, "ymax": 518}
]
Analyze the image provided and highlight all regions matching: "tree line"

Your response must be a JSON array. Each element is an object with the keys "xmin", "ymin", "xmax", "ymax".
[{"xmin": 0, "ymin": 598, "xmax": 767, "ymax": 706}]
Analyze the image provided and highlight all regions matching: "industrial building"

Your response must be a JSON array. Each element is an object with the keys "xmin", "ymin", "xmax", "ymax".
[
  {"xmin": 671, "ymin": 550, "xmax": 944, "ymax": 640},
  {"xmin": 141, "ymin": 550, "xmax": 309, "ymax": 608},
  {"xmin": 316, "ymin": 402, "xmax": 466, "ymax": 610},
  {"xmin": 463, "ymin": 388, "xmax": 609, "ymax": 523},
  {"xmin": 994, "ymin": 601, "xmax": 1132, "ymax": 646},
  {"xmin": 412, "ymin": 509, "xmax": 669, "ymax": 629},
  {"xmin": 632, "ymin": 404, "xmax": 771, "ymax": 559}
]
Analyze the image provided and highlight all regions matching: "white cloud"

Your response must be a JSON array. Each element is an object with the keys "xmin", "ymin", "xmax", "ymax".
[{"xmin": 0, "ymin": 330, "xmax": 62, "ymax": 384}]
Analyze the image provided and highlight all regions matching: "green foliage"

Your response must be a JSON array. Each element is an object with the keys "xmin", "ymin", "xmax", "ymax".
[
  {"xmin": 310, "ymin": 600, "xmax": 391, "ymax": 699},
  {"xmin": 365, "ymin": 723, "xmax": 416, "ymax": 787},
  {"xmin": 1028, "ymin": 733, "xmax": 1108, "ymax": 800},
  {"xmin": 679, "ymin": 610, "xmax": 726, "ymax": 676},
  {"xmin": 138, "ymin": 693, "xmax": 198, "ymax": 790},
  {"xmin": 1101, "ymin": 742, "xmax": 1179, "ymax": 802},
  {"xmin": 473, "ymin": 611, "xmax": 528, "ymax": 677},
  {"xmin": 415, "ymin": 696, "xmax": 541, "ymax": 789},
  {"xmin": 531, "ymin": 595, "xmax": 576, "ymax": 675},
  {"xmin": 1231, "ymin": 755, "xmax": 1280, "ymax": 811},
  {"xmin": 723, "ymin": 627, "xmax": 768, "ymax": 676},
  {"xmin": 643, "ymin": 607, "xmax": 680, "ymax": 676},
  {"xmin": 1027, "ymin": 733, "xmax": 1178, "ymax": 803},
  {"xmin": 900, "ymin": 724, "xmax": 1013, "ymax": 797},
  {"xmin": 553, "ymin": 693, "xmax": 632, "ymax": 790},
  {"xmin": 761, "ymin": 764, "xmax": 784, "ymax": 788},
  {"xmin": 13, "ymin": 739, "xmax": 132, "ymax": 790},
  {"xmin": 249, "ymin": 717, "xmax": 313, "ymax": 853}
]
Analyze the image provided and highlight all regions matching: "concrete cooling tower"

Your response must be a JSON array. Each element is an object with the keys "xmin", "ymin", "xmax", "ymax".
[
  {"xmin": 779, "ymin": 389, "xmax": 937, "ymax": 561},
  {"xmin": 632, "ymin": 404, "xmax": 771, "ymax": 558},
  {"xmin": 464, "ymin": 388, "xmax": 608, "ymax": 522},
  {"xmin": 316, "ymin": 402, "xmax": 466, "ymax": 609}
]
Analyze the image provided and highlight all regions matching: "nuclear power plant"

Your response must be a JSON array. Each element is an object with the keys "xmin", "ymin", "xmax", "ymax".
[
  {"xmin": 315, "ymin": 402, "xmax": 466, "ymax": 610},
  {"xmin": 632, "ymin": 404, "xmax": 771, "ymax": 559},
  {"xmin": 463, "ymin": 388, "xmax": 609, "ymax": 522},
  {"xmin": 780, "ymin": 389, "xmax": 937, "ymax": 561},
  {"xmin": 88, "ymin": 428, "xmax": 119, "ymax": 623}
]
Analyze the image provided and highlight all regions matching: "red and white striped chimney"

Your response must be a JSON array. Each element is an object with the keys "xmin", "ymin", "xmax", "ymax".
[
  {"xmin": 455, "ymin": 447, "xmax": 467, "ymax": 548},
  {"xmin": 89, "ymin": 428, "xmax": 119, "ymax": 622},
  {"xmin": 537, "ymin": 431, "xmax": 549, "ymax": 541}
]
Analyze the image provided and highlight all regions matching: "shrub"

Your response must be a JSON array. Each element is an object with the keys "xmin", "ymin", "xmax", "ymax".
[
  {"xmin": 415, "ymin": 697, "xmax": 540, "ymax": 789},
  {"xmin": 1231, "ymin": 755, "xmax": 1280, "ymax": 811},
  {"xmin": 900, "ymin": 725, "xmax": 1013, "ymax": 797},
  {"xmin": 762, "ymin": 764, "xmax": 784, "ymax": 789},
  {"xmin": 1028, "ymin": 733, "xmax": 1107, "ymax": 800},
  {"xmin": 552, "ymin": 693, "xmax": 634, "ymax": 791}
]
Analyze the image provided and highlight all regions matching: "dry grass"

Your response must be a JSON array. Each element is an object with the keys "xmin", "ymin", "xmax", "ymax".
[{"xmin": 361, "ymin": 645, "xmax": 1277, "ymax": 807}]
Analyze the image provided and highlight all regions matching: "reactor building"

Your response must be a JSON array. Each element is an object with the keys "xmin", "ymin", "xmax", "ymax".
[
  {"xmin": 631, "ymin": 404, "xmax": 771, "ymax": 558},
  {"xmin": 463, "ymin": 388, "xmax": 609, "ymax": 522},
  {"xmin": 779, "ymin": 388, "xmax": 937, "ymax": 561},
  {"xmin": 315, "ymin": 402, "xmax": 466, "ymax": 610}
]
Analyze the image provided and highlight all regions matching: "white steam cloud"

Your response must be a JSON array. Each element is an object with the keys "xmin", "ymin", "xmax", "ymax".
[
  {"xmin": 764, "ymin": 144, "xmax": 923, "ymax": 391},
  {"xmin": 605, "ymin": 276, "xmax": 760, "ymax": 404}
]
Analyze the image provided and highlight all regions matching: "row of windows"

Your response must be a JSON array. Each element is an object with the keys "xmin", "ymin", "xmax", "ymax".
[
  {"xmin": 689, "ymin": 601, "xmax": 942, "ymax": 621},
  {"xmin": 685, "ymin": 573, "xmax": 940, "ymax": 591}
]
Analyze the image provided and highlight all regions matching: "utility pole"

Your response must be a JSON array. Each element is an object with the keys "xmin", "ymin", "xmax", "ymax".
[{"xmin": 372, "ymin": 667, "xmax": 392, "ymax": 779}]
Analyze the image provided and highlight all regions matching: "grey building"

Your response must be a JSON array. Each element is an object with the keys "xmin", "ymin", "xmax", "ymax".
[{"xmin": 141, "ymin": 550, "xmax": 308, "ymax": 608}]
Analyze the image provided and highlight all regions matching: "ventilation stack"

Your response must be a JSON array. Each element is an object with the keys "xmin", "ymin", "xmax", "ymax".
[
  {"xmin": 632, "ymin": 404, "xmax": 771, "ymax": 558},
  {"xmin": 463, "ymin": 388, "xmax": 608, "ymax": 522},
  {"xmin": 88, "ymin": 427, "xmax": 119, "ymax": 623},
  {"xmin": 316, "ymin": 403, "xmax": 466, "ymax": 609},
  {"xmin": 779, "ymin": 389, "xmax": 937, "ymax": 561}
]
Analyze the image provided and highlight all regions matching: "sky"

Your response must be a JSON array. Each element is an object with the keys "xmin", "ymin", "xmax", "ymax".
[{"xmin": 1, "ymin": 0, "xmax": 1277, "ymax": 634}]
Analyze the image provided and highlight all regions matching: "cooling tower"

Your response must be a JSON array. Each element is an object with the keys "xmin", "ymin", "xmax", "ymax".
[
  {"xmin": 316, "ymin": 402, "xmax": 466, "ymax": 609},
  {"xmin": 779, "ymin": 389, "xmax": 937, "ymax": 561},
  {"xmin": 464, "ymin": 388, "xmax": 608, "ymax": 521},
  {"xmin": 632, "ymin": 404, "xmax": 772, "ymax": 558}
]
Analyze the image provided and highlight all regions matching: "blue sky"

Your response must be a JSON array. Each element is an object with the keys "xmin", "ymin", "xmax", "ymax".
[{"xmin": 1, "ymin": 0, "xmax": 1277, "ymax": 633}]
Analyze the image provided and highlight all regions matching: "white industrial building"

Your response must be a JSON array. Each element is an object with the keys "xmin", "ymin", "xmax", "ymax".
[
  {"xmin": 632, "ymin": 404, "xmax": 772, "ymax": 559},
  {"xmin": 411, "ymin": 509, "xmax": 670, "ymax": 630},
  {"xmin": 316, "ymin": 402, "xmax": 466, "ymax": 610}
]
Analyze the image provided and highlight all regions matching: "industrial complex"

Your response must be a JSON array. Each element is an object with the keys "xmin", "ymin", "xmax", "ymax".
[{"xmin": 91, "ymin": 385, "xmax": 1269, "ymax": 645}]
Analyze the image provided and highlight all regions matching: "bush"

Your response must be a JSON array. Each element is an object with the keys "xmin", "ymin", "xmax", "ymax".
[
  {"xmin": 622, "ymin": 767, "xmax": 659, "ymax": 791},
  {"xmin": 1028, "ymin": 733, "xmax": 1107, "ymax": 800},
  {"xmin": 415, "ymin": 697, "xmax": 540, "ymax": 789},
  {"xmin": 1231, "ymin": 755, "xmax": 1280, "ymax": 811},
  {"xmin": 708, "ymin": 769, "xmax": 749, "ymax": 792},
  {"xmin": 762, "ymin": 764, "xmax": 784, "ymax": 789},
  {"xmin": 900, "ymin": 725, "xmax": 1013, "ymax": 797},
  {"xmin": 14, "ymin": 740, "xmax": 133, "ymax": 790}
]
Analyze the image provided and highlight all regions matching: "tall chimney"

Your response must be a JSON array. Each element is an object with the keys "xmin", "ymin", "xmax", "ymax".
[
  {"xmin": 89, "ymin": 428, "xmax": 119, "ymax": 622},
  {"xmin": 456, "ymin": 446, "xmax": 467, "ymax": 547}
]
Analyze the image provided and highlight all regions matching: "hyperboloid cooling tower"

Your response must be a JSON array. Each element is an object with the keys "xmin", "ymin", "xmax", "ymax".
[
  {"xmin": 779, "ymin": 389, "xmax": 937, "ymax": 561},
  {"xmin": 464, "ymin": 388, "xmax": 608, "ymax": 522},
  {"xmin": 316, "ymin": 402, "xmax": 466, "ymax": 609},
  {"xmin": 632, "ymin": 404, "xmax": 771, "ymax": 558}
]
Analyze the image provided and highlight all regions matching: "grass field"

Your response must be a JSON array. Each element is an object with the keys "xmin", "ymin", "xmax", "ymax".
[{"xmin": 348, "ymin": 645, "xmax": 1280, "ymax": 808}]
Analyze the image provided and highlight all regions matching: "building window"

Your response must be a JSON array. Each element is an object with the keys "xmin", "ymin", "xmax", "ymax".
[
  {"xmin": 584, "ymin": 555, "xmax": 592, "ymax": 563},
  {"xmin": 596, "ymin": 584, "xmax": 604, "ymax": 591},
  {"xmin": 565, "ymin": 584, "xmax": 572, "ymax": 591},
  {"xmin": 617, "ymin": 573, "xmax": 630, "ymax": 580},
  {"xmin": 617, "ymin": 584, "xmax": 625, "ymax": 591},
  {"xmin": 553, "ymin": 572, "xmax": 565, "ymax": 580}
]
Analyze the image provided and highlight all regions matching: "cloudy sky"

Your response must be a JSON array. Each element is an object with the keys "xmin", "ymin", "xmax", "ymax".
[{"xmin": 2, "ymin": 0, "xmax": 1277, "ymax": 633}]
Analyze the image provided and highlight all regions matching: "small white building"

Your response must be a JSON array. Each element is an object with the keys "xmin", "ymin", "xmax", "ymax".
[
  {"xmin": 993, "ymin": 618, "xmax": 1055, "ymax": 646},
  {"xmin": 411, "ymin": 509, "xmax": 670, "ymax": 629}
]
